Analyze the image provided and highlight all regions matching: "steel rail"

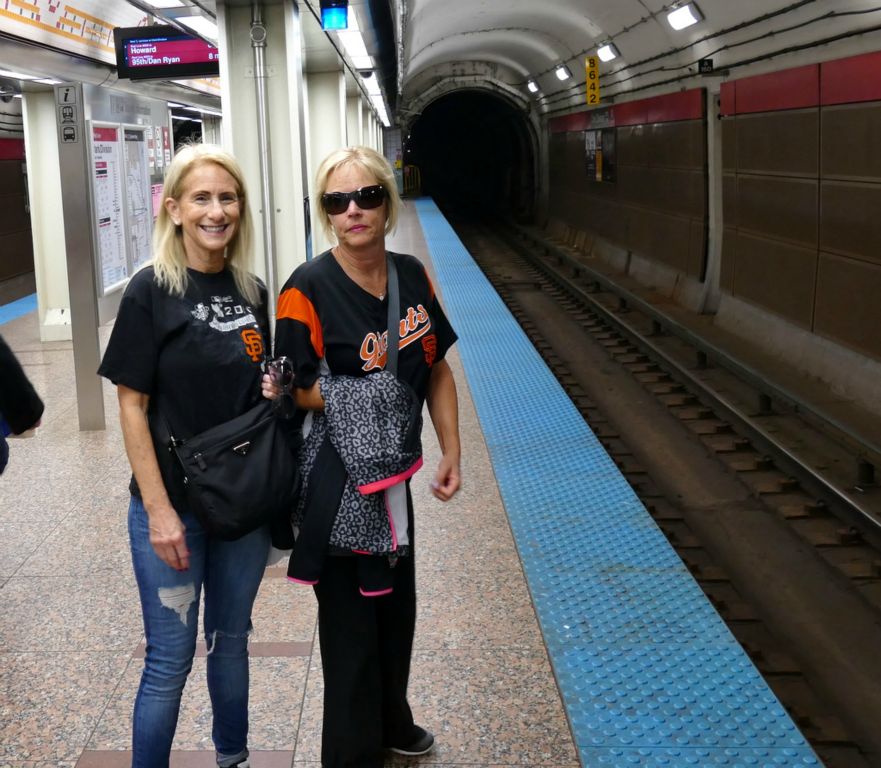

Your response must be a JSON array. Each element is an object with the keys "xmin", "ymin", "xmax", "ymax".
[
  {"xmin": 500, "ymin": 227, "xmax": 881, "ymax": 548},
  {"xmin": 511, "ymin": 227, "xmax": 881, "ymax": 472}
]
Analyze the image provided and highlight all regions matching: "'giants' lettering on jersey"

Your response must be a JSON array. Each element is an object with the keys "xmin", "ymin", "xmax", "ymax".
[{"xmin": 360, "ymin": 304, "xmax": 432, "ymax": 371}]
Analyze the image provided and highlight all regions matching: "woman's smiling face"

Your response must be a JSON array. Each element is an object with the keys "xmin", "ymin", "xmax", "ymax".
[{"xmin": 166, "ymin": 161, "xmax": 241, "ymax": 269}]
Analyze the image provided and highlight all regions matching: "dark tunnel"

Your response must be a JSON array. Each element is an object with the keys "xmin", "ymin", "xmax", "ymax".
[{"xmin": 404, "ymin": 90, "xmax": 535, "ymax": 221}]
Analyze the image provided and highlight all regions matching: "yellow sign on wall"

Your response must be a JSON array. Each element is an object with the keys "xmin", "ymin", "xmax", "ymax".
[{"xmin": 586, "ymin": 56, "xmax": 600, "ymax": 104}]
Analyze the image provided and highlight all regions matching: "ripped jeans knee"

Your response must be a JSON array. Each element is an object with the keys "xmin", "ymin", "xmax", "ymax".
[{"xmin": 204, "ymin": 623, "xmax": 253, "ymax": 656}]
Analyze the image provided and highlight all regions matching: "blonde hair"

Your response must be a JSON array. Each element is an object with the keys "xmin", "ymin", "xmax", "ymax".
[
  {"xmin": 151, "ymin": 143, "xmax": 259, "ymax": 305},
  {"xmin": 314, "ymin": 145, "xmax": 400, "ymax": 242}
]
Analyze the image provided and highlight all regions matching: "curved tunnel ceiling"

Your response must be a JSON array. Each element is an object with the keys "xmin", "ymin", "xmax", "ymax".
[{"xmin": 396, "ymin": 0, "xmax": 881, "ymax": 120}]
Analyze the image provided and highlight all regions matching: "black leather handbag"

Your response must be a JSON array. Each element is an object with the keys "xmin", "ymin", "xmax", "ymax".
[{"xmin": 162, "ymin": 399, "xmax": 300, "ymax": 542}]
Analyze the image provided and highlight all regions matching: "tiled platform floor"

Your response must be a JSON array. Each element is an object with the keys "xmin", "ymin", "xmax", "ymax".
[{"xmin": 0, "ymin": 203, "xmax": 580, "ymax": 767}]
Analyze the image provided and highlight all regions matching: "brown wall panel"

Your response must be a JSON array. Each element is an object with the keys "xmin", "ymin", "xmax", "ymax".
[
  {"xmin": 814, "ymin": 252, "xmax": 881, "ymax": 358},
  {"xmin": 616, "ymin": 164, "xmax": 645, "ymax": 207},
  {"xmin": 723, "ymin": 173, "xmax": 738, "ymax": 228},
  {"xmin": 0, "ymin": 160, "xmax": 24, "ymax": 195},
  {"xmin": 687, "ymin": 219, "xmax": 707, "ymax": 279},
  {"xmin": 646, "ymin": 121, "xmax": 705, "ymax": 169},
  {"xmin": 819, "ymin": 180, "xmax": 881, "ymax": 265},
  {"xmin": 645, "ymin": 211, "xmax": 691, "ymax": 272},
  {"xmin": 721, "ymin": 119, "xmax": 736, "ymax": 172},
  {"xmin": 0, "ymin": 193, "xmax": 28, "ymax": 235},
  {"xmin": 736, "ymin": 175, "xmax": 818, "ymax": 247},
  {"xmin": 821, "ymin": 103, "xmax": 881, "ymax": 181},
  {"xmin": 617, "ymin": 125, "xmax": 648, "ymax": 166},
  {"xmin": 0, "ymin": 229, "xmax": 34, "ymax": 282},
  {"xmin": 721, "ymin": 228, "xmax": 737, "ymax": 292},
  {"xmin": 733, "ymin": 232, "xmax": 816, "ymax": 328},
  {"xmin": 736, "ymin": 110, "xmax": 818, "ymax": 176},
  {"xmin": 547, "ymin": 118, "xmax": 706, "ymax": 278},
  {"xmin": 627, "ymin": 206, "xmax": 652, "ymax": 255}
]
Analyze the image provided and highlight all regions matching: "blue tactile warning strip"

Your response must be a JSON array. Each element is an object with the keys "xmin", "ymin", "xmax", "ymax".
[
  {"xmin": 415, "ymin": 199, "xmax": 820, "ymax": 768},
  {"xmin": 0, "ymin": 293, "xmax": 37, "ymax": 326}
]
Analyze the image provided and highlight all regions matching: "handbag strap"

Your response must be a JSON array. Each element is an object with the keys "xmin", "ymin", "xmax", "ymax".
[
  {"xmin": 386, "ymin": 253, "xmax": 400, "ymax": 378},
  {"xmin": 159, "ymin": 319, "xmax": 270, "ymax": 447}
]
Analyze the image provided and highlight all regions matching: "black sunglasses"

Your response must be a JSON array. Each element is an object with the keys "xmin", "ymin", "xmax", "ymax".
[{"xmin": 321, "ymin": 185, "xmax": 386, "ymax": 216}]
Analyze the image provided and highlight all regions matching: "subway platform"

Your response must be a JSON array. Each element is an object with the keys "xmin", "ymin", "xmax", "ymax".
[{"xmin": 0, "ymin": 200, "xmax": 817, "ymax": 767}]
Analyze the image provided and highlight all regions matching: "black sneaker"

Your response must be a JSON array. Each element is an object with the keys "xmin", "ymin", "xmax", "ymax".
[{"xmin": 387, "ymin": 725, "xmax": 435, "ymax": 756}]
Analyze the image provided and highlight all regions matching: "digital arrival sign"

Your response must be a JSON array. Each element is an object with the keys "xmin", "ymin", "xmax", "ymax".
[{"xmin": 114, "ymin": 26, "xmax": 219, "ymax": 81}]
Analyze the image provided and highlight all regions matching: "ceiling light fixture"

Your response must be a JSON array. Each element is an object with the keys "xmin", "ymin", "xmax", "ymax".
[
  {"xmin": 177, "ymin": 15, "xmax": 218, "ymax": 41},
  {"xmin": 337, "ymin": 8, "xmax": 372, "ymax": 69},
  {"xmin": 667, "ymin": 2, "xmax": 703, "ymax": 30},
  {"xmin": 555, "ymin": 65, "xmax": 572, "ymax": 81},
  {"xmin": 527, "ymin": 80, "xmax": 539, "ymax": 93},
  {"xmin": 596, "ymin": 43, "xmax": 619, "ymax": 62},
  {"xmin": 0, "ymin": 68, "xmax": 37, "ymax": 80}
]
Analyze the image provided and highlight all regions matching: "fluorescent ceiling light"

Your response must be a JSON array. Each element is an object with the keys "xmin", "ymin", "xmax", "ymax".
[
  {"xmin": 34, "ymin": 78, "xmax": 62, "ymax": 85},
  {"xmin": 146, "ymin": 0, "xmax": 185, "ymax": 7},
  {"xmin": 177, "ymin": 15, "xmax": 218, "ymax": 41},
  {"xmin": 337, "ymin": 8, "xmax": 373, "ymax": 69},
  {"xmin": 527, "ymin": 80, "xmax": 539, "ymax": 93},
  {"xmin": 555, "ymin": 65, "xmax": 572, "ymax": 81},
  {"xmin": 0, "ymin": 68, "xmax": 37, "ymax": 80},
  {"xmin": 597, "ymin": 43, "xmax": 619, "ymax": 62},
  {"xmin": 667, "ymin": 3, "xmax": 703, "ymax": 30}
]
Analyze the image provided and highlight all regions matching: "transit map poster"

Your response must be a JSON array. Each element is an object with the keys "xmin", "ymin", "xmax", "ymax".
[
  {"xmin": 123, "ymin": 127, "xmax": 152, "ymax": 270},
  {"xmin": 90, "ymin": 123, "xmax": 127, "ymax": 293}
]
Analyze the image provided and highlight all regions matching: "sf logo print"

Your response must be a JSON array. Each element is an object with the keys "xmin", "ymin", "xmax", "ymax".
[{"xmin": 241, "ymin": 328, "xmax": 264, "ymax": 362}]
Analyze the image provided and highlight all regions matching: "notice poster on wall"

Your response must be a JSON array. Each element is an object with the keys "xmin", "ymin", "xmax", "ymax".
[
  {"xmin": 154, "ymin": 123, "xmax": 164, "ymax": 169},
  {"xmin": 152, "ymin": 183, "xmax": 164, "ymax": 221},
  {"xmin": 123, "ymin": 128, "xmax": 153, "ymax": 270},
  {"xmin": 90, "ymin": 123, "xmax": 128, "ymax": 292},
  {"xmin": 146, "ymin": 125, "xmax": 155, "ymax": 170},
  {"xmin": 162, "ymin": 126, "xmax": 171, "ymax": 165}
]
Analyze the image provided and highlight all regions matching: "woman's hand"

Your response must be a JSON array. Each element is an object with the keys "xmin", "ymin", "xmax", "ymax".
[
  {"xmin": 431, "ymin": 452, "xmax": 461, "ymax": 501},
  {"xmin": 147, "ymin": 504, "xmax": 190, "ymax": 571},
  {"xmin": 261, "ymin": 372, "xmax": 281, "ymax": 401},
  {"xmin": 426, "ymin": 360, "xmax": 461, "ymax": 501}
]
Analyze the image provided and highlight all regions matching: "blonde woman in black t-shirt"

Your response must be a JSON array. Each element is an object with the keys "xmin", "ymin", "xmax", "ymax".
[
  {"xmin": 267, "ymin": 146, "xmax": 462, "ymax": 767},
  {"xmin": 99, "ymin": 144, "xmax": 269, "ymax": 768}
]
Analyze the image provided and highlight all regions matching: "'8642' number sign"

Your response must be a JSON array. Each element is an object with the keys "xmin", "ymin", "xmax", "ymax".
[{"xmin": 585, "ymin": 56, "xmax": 600, "ymax": 105}]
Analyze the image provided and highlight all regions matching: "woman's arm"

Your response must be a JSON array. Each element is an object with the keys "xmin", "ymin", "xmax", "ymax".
[
  {"xmin": 118, "ymin": 385, "xmax": 189, "ymax": 571},
  {"xmin": 262, "ymin": 375, "xmax": 325, "ymax": 411},
  {"xmin": 426, "ymin": 359, "xmax": 461, "ymax": 501}
]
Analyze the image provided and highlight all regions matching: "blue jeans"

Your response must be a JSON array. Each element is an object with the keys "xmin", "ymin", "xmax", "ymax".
[{"xmin": 128, "ymin": 495, "xmax": 271, "ymax": 768}]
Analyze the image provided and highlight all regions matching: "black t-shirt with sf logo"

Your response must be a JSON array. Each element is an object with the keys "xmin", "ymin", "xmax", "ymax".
[
  {"xmin": 98, "ymin": 265, "xmax": 269, "ymax": 508},
  {"xmin": 274, "ymin": 249, "xmax": 456, "ymax": 405}
]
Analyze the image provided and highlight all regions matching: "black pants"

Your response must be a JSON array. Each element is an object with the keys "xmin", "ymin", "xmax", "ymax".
[{"xmin": 313, "ymin": 554, "xmax": 418, "ymax": 768}]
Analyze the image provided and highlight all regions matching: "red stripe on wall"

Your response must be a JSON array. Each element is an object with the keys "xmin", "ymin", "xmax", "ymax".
[
  {"xmin": 720, "ymin": 82, "xmax": 736, "ymax": 116},
  {"xmin": 646, "ymin": 89, "xmax": 703, "ymax": 123},
  {"xmin": 548, "ymin": 111, "xmax": 591, "ymax": 134},
  {"xmin": 0, "ymin": 138, "xmax": 25, "ymax": 161},
  {"xmin": 612, "ymin": 100, "xmax": 647, "ymax": 127},
  {"xmin": 821, "ymin": 50, "xmax": 881, "ymax": 106},
  {"xmin": 729, "ymin": 64, "xmax": 819, "ymax": 114},
  {"xmin": 551, "ymin": 89, "xmax": 703, "ymax": 132}
]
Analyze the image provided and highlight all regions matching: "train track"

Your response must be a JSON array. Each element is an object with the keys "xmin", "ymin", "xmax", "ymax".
[{"xmin": 448, "ymin": 215, "xmax": 881, "ymax": 768}]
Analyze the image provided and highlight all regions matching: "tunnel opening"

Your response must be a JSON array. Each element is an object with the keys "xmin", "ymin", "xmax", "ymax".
[{"xmin": 404, "ymin": 90, "xmax": 534, "ymax": 222}]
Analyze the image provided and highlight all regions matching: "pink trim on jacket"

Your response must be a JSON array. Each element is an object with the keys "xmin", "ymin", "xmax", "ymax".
[
  {"xmin": 360, "ymin": 587, "xmax": 394, "ymax": 597},
  {"xmin": 287, "ymin": 576, "xmax": 318, "ymax": 586},
  {"xmin": 357, "ymin": 456, "xmax": 424, "ymax": 495}
]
